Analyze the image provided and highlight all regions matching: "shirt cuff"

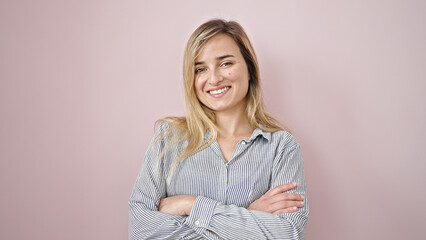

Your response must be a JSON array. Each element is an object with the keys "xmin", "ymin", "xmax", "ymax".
[{"xmin": 184, "ymin": 196, "xmax": 217, "ymax": 232}]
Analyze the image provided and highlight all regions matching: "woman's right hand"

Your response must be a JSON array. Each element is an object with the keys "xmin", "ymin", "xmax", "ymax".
[{"xmin": 248, "ymin": 182, "xmax": 305, "ymax": 214}]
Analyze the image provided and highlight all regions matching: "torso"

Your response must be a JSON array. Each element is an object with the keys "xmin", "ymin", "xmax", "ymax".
[
  {"xmin": 217, "ymin": 138, "xmax": 240, "ymax": 162},
  {"xmin": 217, "ymin": 133, "xmax": 252, "ymax": 162},
  {"xmin": 166, "ymin": 128, "xmax": 298, "ymax": 207}
]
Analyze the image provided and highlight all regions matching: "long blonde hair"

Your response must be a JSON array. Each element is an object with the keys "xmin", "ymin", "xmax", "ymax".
[{"xmin": 158, "ymin": 19, "xmax": 287, "ymax": 180}]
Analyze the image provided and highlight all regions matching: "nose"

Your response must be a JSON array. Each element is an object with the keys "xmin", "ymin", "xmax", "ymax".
[{"xmin": 208, "ymin": 68, "xmax": 223, "ymax": 86}]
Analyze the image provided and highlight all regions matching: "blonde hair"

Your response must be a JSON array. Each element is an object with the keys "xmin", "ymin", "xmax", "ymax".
[{"xmin": 158, "ymin": 19, "xmax": 287, "ymax": 181}]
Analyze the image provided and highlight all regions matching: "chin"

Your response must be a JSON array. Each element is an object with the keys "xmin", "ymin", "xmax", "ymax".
[{"xmin": 209, "ymin": 104, "xmax": 235, "ymax": 112}]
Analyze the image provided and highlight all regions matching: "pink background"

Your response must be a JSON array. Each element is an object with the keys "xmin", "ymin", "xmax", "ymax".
[{"xmin": 1, "ymin": 1, "xmax": 425, "ymax": 239}]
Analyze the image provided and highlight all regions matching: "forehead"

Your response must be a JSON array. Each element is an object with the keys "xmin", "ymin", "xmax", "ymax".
[{"xmin": 196, "ymin": 34, "xmax": 241, "ymax": 61}]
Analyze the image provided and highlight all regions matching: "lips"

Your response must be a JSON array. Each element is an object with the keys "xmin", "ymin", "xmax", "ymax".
[{"xmin": 208, "ymin": 86, "xmax": 230, "ymax": 95}]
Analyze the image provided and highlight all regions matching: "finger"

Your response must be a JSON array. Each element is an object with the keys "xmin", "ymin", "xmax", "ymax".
[
  {"xmin": 265, "ymin": 183, "xmax": 297, "ymax": 197},
  {"xmin": 265, "ymin": 182, "xmax": 298, "ymax": 197},
  {"xmin": 269, "ymin": 200, "xmax": 304, "ymax": 212},
  {"xmin": 272, "ymin": 207, "xmax": 298, "ymax": 214},
  {"xmin": 259, "ymin": 200, "xmax": 303, "ymax": 213},
  {"xmin": 276, "ymin": 192, "xmax": 304, "ymax": 201},
  {"xmin": 264, "ymin": 192, "xmax": 305, "ymax": 203},
  {"xmin": 265, "ymin": 193, "xmax": 304, "ymax": 205},
  {"xmin": 270, "ymin": 200, "xmax": 304, "ymax": 214}
]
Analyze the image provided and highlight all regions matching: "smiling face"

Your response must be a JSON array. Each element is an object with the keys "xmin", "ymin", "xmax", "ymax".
[{"xmin": 194, "ymin": 34, "xmax": 250, "ymax": 114}]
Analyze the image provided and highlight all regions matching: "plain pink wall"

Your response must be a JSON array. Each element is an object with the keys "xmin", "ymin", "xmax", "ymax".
[{"xmin": 1, "ymin": 0, "xmax": 425, "ymax": 239}]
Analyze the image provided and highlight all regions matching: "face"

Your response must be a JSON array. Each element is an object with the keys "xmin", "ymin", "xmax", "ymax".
[{"xmin": 194, "ymin": 34, "xmax": 250, "ymax": 114}]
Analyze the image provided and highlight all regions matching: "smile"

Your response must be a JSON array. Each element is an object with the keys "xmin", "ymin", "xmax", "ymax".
[{"xmin": 209, "ymin": 86, "xmax": 230, "ymax": 95}]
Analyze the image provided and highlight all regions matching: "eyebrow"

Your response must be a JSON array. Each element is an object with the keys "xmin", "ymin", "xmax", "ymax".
[{"xmin": 194, "ymin": 54, "xmax": 235, "ymax": 66}]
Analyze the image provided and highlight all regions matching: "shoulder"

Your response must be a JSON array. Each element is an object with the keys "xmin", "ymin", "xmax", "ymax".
[
  {"xmin": 269, "ymin": 129, "xmax": 301, "ymax": 152},
  {"xmin": 265, "ymin": 130, "xmax": 303, "ymax": 167},
  {"xmin": 155, "ymin": 120, "xmax": 172, "ymax": 135},
  {"xmin": 151, "ymin": 120, "xmax": 188, "ymax": 153},
  {"xmin": 155, "ymin": 117, "xmax": 188, "ymax": 135},
  {"xmin": 151, "ymin": 121, "xmax": 171, "ymax": 144},
  {"xmin": 154, "ymin": 119, "xmax": 184, "ymax": 139}
]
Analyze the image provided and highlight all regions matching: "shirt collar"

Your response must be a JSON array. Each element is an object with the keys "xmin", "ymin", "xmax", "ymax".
[
  {"xmin": 204, "ymin": 127, "xmax": 272, "ymax": 142},
  {"xmin": 248, "ymin": 128, "xmax": 271, "ymax": 142}
]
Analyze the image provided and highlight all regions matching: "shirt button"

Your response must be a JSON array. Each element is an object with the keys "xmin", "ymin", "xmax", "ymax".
[
  {"xmin": 241, "ymin": 141, "xmax": 246, "ymax": 145},
  {"xmin": 195, "ymin": 220, "xmax": 200, "ymax": 226}
]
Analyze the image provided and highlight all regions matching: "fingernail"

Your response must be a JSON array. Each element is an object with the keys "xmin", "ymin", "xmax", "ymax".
[
  {"xmin": 292, "ymin": 182, "xmax": 297, "ymax": 186},
  {"xmin": 301, "ymin": 195, "xmax": 304, "ymax": 200}
]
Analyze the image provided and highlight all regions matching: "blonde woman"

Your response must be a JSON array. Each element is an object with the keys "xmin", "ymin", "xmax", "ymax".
[{"xmin": 129, "ymin": 19, "xmax": 309, "ymax": 239}]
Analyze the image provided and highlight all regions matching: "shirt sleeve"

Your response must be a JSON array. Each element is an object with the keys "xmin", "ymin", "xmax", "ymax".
[
  {"xmin": 128, "ymin": 126, "xmax": 206, "ymax": 240},
  {"xmin": 184, "ymin": 139, "xmax": 309, "ymax": 240}
]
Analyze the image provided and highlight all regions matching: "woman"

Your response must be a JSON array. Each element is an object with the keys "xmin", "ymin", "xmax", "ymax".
[{"xmin": 129, "ymin": 19, "xmax": 309, "ymax": 239}]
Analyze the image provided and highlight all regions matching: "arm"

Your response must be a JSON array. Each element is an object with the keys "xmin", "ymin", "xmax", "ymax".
[
  {"xmin": 128, "ymin": 134, "xmax": 205, "ymax": 240},
  {"xmin": 167, "ymin": 141, "xmax": 308, "ymax": 239},
  {"xmin": 248, "ymin": 182, "xmax": 305, "ymax": 214}
]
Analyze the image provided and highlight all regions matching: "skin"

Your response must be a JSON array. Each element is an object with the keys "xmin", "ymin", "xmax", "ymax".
[
  {"xmin": 193, "ymin": 34, "xmax": 250, "ymax": 115},
  {"xmin": 159, "ymin": 183, "xmax": 304, "ymax": 216},
  {"xmin": 158, "ymin": 34, "xmax": 304, "ymax": 216}
]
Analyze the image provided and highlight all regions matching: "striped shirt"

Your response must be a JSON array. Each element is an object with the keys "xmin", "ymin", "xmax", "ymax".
[{"xmin": 129, "ymin": 123, "xmax": 309, "ymax": 239}]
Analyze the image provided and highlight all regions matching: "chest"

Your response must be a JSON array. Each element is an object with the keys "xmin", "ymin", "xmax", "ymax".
[
  {"xmin": 217, "ymin": 138, "xmax": 241, "ymax": 162},
  {"xmin": 167, "ymin": 142, "xmax": 274, "ymax": 208}
]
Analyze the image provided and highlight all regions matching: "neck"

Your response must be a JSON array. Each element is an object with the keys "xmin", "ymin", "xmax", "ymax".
[{"xmin": 215, "ymin": 106, "xmax": 253, "ymax": 139}]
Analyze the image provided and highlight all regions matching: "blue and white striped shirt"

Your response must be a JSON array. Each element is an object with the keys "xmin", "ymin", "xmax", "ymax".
[{"xmin": 129, "ymin": 123, "xmax": 309, "ymax": 239}]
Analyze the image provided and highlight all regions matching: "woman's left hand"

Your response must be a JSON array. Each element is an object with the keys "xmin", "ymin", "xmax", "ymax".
[{"xmin": 158, "ymin": 195, "xmax": 197, "ymax": 216}]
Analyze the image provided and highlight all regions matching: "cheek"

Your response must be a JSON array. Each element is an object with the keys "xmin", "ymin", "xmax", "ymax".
[
  {"xmin": 194, "ymin": 76, "xmax": 205, "ymax": 95},
  {"xmin": 227, "ymin": 66, "xmax": 247, "ymax": 81}
]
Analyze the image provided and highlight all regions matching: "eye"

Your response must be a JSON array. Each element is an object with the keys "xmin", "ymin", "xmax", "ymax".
[
  {"xmin": 221, "ymin": 61, "xmax": 233, "ymax": 67},
  {"xmin": 195, "ymin": 67, "xmax": 206, "ymax": 73}
]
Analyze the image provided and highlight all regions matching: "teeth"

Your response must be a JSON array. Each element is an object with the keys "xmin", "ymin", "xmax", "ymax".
[{"xmin": 210, "ymin": 87, "xmax": 229, "ymax": 94}]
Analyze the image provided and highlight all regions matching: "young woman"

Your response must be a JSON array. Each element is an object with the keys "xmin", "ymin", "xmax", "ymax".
[{"xmin": 129, "ymin": 19, "xmax": 309, "ymax": 240}]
